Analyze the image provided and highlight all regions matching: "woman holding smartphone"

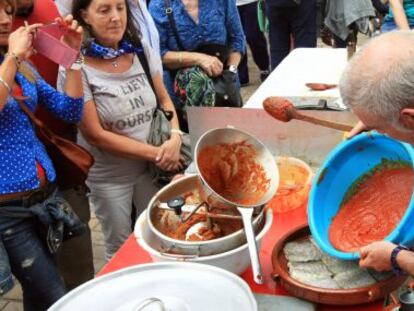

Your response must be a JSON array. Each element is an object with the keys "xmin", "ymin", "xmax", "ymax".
[{"xmin": 0, "ymin": 1, "xmax": 84, "ymax": 309}]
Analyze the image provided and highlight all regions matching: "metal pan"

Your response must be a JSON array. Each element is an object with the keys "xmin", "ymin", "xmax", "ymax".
[{"xmin": 195, "ymin": 127, "xmax": 279, "ymax": 284}]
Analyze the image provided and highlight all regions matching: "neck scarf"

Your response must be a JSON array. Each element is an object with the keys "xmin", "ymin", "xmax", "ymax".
[{"xmin": 82, "ymin": 40, "xmax": 143, "ymax": 59}]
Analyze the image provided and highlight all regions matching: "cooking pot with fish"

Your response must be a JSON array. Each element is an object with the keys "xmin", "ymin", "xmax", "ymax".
[
  {"xmin": 272, "ymin": 224, "xmax": 407, "ymax": 305},
  {"xmin": 146, "ymin": 174, "xmax": 266, "ymax": 256}
]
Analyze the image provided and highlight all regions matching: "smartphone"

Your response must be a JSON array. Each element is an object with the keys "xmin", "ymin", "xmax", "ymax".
[{"xmin": 33, "ymin": 23, "xmax": 78, "ymax": 69}]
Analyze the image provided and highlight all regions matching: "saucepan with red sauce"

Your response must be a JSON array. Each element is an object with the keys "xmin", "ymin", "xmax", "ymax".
[
  {"xmin": 309, "ymin": 132, "xmax": 414, "ymax": 260},
  {"xmin": 195, "ymin": 127, "xmax": 279, "ymax": 284}
]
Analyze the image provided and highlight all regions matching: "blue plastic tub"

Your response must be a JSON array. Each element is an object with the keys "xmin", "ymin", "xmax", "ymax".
[{"xmin": 308, "ymin": 132, "xmax": 414, "ymax": 260}]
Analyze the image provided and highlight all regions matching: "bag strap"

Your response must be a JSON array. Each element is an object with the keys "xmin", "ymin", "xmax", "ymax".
[
  {"xmin": 135, "ymin": 43, "xmax": 173, "ymax": 120},
  {"xmin": 164, "ymin": 0, "xmax": 186, "ymax": 51},
  {"xmin": 15, "ymin": 97, "xmax": 52, "ymax": 133}
]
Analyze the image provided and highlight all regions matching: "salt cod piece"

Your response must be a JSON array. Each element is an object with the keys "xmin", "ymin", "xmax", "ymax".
[
  {"xmin": 289, "ymin": 269, "xmax": 339, "ymax": 289},
  {"xmin": 288, "ymin": 261, "xmax": 332, "ymax": 278},
  {"xmin": 284, "ymin": 239, "xmax": 322, "ymax": 262},
  {"xmin": 334, "ymin": 269, "xmax": 376, "ymax": 289},
  {"xmin": 321, "ymin": 253, "xmax": 360, "ymax": 275}
]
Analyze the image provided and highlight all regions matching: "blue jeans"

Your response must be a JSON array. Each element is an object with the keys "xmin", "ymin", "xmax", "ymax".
[
  {"xmin": 237, "ymin": 2, "xmax": 270, "ymax": 84},
  {"xmin": 1, "ymin": 219, "xmax": 66, "ymax": 310}
]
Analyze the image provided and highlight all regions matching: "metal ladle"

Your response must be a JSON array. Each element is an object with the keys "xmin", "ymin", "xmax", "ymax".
[{"xmin": 194, "ymin": 127, "xmax": 279, "ymax": 284}]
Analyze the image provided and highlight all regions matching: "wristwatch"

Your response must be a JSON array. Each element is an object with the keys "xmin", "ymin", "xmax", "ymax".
[
  {"xmin": 390, "ymin": 245, "xmax": 409, "ymax": 276},
  {"xmin": 70, "ymin": 54, "xmax": 85, "ymax": 70},
  {"xmin": 227, "ymin": 64, "xmax": 238, "ymax": 74}
]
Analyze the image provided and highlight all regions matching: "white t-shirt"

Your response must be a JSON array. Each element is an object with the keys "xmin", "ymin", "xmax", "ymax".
[{"xmin": 57, "ymin": 45, "xmax": 159, "ymax": 183}]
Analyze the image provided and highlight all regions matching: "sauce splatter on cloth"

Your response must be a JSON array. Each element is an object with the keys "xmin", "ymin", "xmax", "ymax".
[
  {"xmin": 197, "ymin": 140, "xmax": 270, "ymax": 205},
  {"xmin": 329, "ymin": 160, "xmax": 414, "ymax": 252}
]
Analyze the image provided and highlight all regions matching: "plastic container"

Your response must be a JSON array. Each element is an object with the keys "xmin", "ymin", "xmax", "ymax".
[
  {"xmin": 308, "ymin": 132, "xmax": 414, "ymax": 260},
  {"xmin": 267, "ymin": 156, "xmax": 312, "ymax": 213}
]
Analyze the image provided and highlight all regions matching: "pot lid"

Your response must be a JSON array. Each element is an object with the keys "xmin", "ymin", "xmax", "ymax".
[{"xmin": 49, "ymin": 262, "xmax": 257, "ymax": 311}]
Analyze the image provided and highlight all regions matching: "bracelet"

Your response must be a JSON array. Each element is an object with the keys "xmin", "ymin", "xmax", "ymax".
[
  {"xmin": 69, "ymin": 54, "xmax": 85, "ymax": 71},
  {"xmin": 0, "ymin": 77, "xmax": 11, "ymax": 94},
  {"xmin": 5, "ymin": 52, "xmax": 21, "ymax": 69},
  {"xmin": 171, "ymin": 129, "xmax": 184, "ymax": 136},
  {"xmin": 391, "ymin": 245, "xmax": 409, "ymax": 276}
]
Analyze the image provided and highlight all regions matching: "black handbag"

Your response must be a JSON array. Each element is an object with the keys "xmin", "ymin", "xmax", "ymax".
[
  {"xmin": 135, "ymin": 43, "xmax": 192, "ymax": 186},
  {"xmin": 164, "ymin": 0, "xmax": 243, "ymax": 108}
]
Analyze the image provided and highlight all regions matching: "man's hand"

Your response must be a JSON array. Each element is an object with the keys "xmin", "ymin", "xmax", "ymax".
[
  {"xmin": 359, "ymin": 241, "xmax": 396, "ymax": 271},
  {"xmin": 346, "ymin": 121, "xmax": 371, "ymax": 139}
]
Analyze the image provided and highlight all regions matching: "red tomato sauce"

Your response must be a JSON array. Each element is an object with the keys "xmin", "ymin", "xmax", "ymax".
[
  {"xmin": 329, "ymin": 166, "xmax": 413, "ymax": 252},
  {"xmin": 197, "ymin": 141, "xmax": 270, "ymax": 205}
]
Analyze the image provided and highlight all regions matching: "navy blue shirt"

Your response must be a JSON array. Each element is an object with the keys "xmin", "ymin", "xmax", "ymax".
[
  {"xmin": 149, "ymin": 0, "xmax": 245, "ymax": 56},
  {"xmin": 0, "ymin": 64, "xmax": 83, "ymax": 194}
]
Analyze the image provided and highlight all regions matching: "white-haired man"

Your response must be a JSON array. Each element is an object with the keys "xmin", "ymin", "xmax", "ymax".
[{"xmin": 340, "ymin": 30, "xmax": 414, "ymax": 275}]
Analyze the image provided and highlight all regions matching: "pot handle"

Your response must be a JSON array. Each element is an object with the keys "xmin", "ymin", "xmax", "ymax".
[
  {"xmin": 159, "ymin": 245, "xmax": 201, "ymax": 259},
  {"xmin": 367, "ymin": 287, "xmax": 381, "ymax": 301},
  {"xmin": 133, "ymin": 297, "xmax": 166, "ymax": 311}
]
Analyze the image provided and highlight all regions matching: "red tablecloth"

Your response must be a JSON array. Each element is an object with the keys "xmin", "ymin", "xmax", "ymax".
[{"xmin": 98, "ymin": 204, "xmax": 383, "ymax": 311}]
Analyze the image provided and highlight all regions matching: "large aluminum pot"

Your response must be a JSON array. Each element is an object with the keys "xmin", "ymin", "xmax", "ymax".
[
  {"xmin": 136, "ymin": 209, "xmax": 273, "ymax": 276},
  {"xmin": 146, "ymin": 174, "xmax": 265, "ymax": 256},
  {"xmin": 50, "ymin": 262, "xmax": 257, "ymax": 311}
]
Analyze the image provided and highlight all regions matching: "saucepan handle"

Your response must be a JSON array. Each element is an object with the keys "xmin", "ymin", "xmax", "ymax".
[{"xmin": 238, "ymin": 207, "xmax": 264, "ymax": 284}]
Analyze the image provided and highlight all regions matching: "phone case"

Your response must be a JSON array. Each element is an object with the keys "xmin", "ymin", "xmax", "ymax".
[{"xmin": 33, "ymin": 23, "xmax": 78, "ymax": 69}]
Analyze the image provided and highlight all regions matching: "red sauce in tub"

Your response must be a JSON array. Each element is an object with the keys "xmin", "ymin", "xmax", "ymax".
[{"xmin": 329, "ymin": 165, "xmax": 413, "ymax": 252}]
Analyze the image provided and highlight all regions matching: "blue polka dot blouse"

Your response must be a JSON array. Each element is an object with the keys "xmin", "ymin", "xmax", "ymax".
[{"xmin": 0, "ymin": 63, "xmax": 84, "ymax": 194}]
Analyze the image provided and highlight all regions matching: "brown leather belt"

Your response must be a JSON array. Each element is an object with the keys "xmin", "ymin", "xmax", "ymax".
[{"xmin": 0, "ymin": 182, "xmax": 57, "ymax": 208}]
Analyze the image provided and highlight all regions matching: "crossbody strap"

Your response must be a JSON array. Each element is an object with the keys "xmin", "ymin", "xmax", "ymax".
[
  {"xmin": 135, "ymin": 43, "xmax": 173, "ymax": 120},
  {"xmin": 164, "ymin": 0, "xmax": 186, "ymax": 51},
  {"xmin": 15, "ymin": 96, "xmax": 52, "ymax": 133}
]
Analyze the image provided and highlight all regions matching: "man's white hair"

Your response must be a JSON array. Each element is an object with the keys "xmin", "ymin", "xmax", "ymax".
[{"xmin": 340, "ymin": 31, "xmax": 414, "ymax": 124}]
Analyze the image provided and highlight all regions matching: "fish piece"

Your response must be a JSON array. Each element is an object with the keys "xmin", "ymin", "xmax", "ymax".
[
  {"xmin": 284, "ymin": 239, "xmax": 323, "ymax": 262},
  {"xmin": 321, "ymin": 254, "xmax": 360, "ymax": 275},
  {"xmin": 288, "ymin": 261, "xmax": 332, "ymax": 278},
  {"xmin": 289, "ymin": 268, "xmax": 339, "ymax": 289},
  {"xmin": 334, "ymin": 269, "xmax": 376, "ymax": 289}
]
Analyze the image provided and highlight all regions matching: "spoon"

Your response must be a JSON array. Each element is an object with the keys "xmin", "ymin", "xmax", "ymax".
[
  {"xmin": 263, "ymin": 96, "xmax": 354, "ymax": 132},
  {"xmin": 306, "ymin": 83, "xmax": 337, "ymax": 91}
]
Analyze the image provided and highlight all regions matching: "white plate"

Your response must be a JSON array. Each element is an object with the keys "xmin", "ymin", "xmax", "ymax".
[{"xmin": 49, "ymin": 262, "xmax": 257, "ymax": 311}]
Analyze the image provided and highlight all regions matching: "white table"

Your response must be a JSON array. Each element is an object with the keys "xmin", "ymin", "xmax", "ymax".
[{"xmin": 244, "ymin": 48, "xmax": 348, "ymax": 109}]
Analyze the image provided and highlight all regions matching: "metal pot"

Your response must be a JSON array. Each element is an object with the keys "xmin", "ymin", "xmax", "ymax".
[
  {"xmin": 194, "ymin": 127, "xmax": 279, "ymax": 284},
  {"xmin": 135, "ymin": 209, "xmax": 273, "ymax": 276},
  {"xmin": 400, "ymin": 289, "xmax": 414, "ymax": 311},
  {"xmin": 49, "ymin": 262, "xmax": 258, "ymax": 311},
  {"xmin": 146, "ymin": 174, "xmax": 265, "ymax": 256}
]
